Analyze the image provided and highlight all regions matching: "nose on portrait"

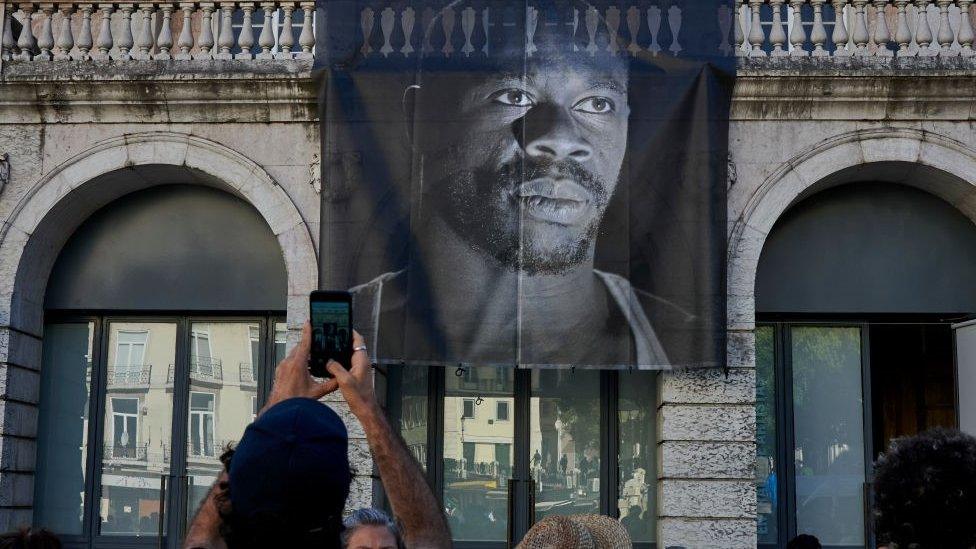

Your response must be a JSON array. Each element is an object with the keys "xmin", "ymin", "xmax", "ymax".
[{"xmin": 515, "ymin": 105, "xmax": 593, "ymax": 163}]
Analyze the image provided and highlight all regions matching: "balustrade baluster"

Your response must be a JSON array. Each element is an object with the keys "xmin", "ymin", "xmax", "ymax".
[
  {"xmin": 36, "ymin": 3, "xmax": 54, "ymax": 60},
  {"xmin": 74, "ymin": 3, "xmax": 92, "ymax": 59},
  {"xmin": 893, "ymin": 0, "xmax": 911, "ymax": 54},
  {"xmin": 215, "ymin": 1, "xmax": 233, "ymax": 59},
  {"xmin": 735, "ymin": 0, "xmax": 748, "ymax": 56},
  {"xmin": 873, "ymin": 0, "xmax": 893, "ymax": 55},
  {"xmin": 935, "ymin": 0, "xmax": 954, "ymax": 54},
  {"xmin": 769, "ymin": 0, "xmax": 789, "ymax": 55},
  {"xmin": 53, "ymin": 3, "xmax": 73, "ymax": 60},
  {"xmin": 175, "ymin": 3, "xmax": 192, "ymax": 59},
  {"xmin": 748, "ymin": 0, "xmax": 767, "ymax": 56},
  {"xmin": 236, "ymin": 2, "xmax": 254, "ymax": 59},
  {"xmin": 257, "ymin": 1, "xmax": 273, "ymax": 58},
  {"xmin": 16, "ymin": 4, "xmax": 36, "ymax": 60},
  {"xmin": 832, "ymin": 0, "xmax": 853, "ymax": 55},
  {"xmin": 193, "ymin": 2, "xmax": 214, "ymax": 59},
  {"xmin": 959, "ymin": 0, "xmax": 975, "ymax": 55},
  {"xmin": 810, "ymin": 0, "xmax": 829, "ymax": 55},
  {"xmin": 1, "ymin": 6, "xmax": 16, "ymax": 60},
  {"xmin": 297, "ymin": 1, "xmax": 313, "ymax": 58},
  {"xmin": 275, "ymin": 2, "xmax": 294, "ymax": 59},
  {"xmin": 155, "ymin": 4, "xmax": 173, "ymax": 59},
  {"xmin": 789, "ymin": 0, "xmax": 809, "ymax": 56},
  {"xmin": 852, "ymin": 0, "xmax": 870, "ymax": 54},
  {"xmin": 134, "ymin": 3, "xmax": 153, "ymax": 59},
  {"xmin": 114, "ymin": 3, "xmax": 134, "ymax": 60},
  {"xmin": 93, "ymin": 3, "xmax": 112, "ymax": 60},
  {"xmin": 916, "ymin": 0, "xmax": 935, "ymax": 54},
  {"xmin": 257, "ymin": 2, "xmax": 275, "ymax": 59}
]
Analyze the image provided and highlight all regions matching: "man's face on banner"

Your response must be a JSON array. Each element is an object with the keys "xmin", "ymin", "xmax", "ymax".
[{"xmin": 415, "ymin": 54, "xmax": 630, "ymax": 275}]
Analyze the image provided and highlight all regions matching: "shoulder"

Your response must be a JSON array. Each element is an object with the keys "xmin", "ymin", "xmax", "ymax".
[{"xmin": 593, "ymin": 270, "xmax": 696, "ymax": 325}]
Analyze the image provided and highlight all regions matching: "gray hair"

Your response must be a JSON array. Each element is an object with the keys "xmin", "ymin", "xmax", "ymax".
[{"xmin": 341, "ymin": 508, "xmax": 405, "ymax": 549}]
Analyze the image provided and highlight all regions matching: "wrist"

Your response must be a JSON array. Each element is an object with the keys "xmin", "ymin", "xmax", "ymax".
[{"xmin": 348, "ymin": 397, "xmax": 383, "ymax": 422}]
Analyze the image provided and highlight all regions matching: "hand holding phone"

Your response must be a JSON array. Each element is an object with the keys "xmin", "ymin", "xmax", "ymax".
[{"xmin": 309, "ymin": 290, "xmax": 353, "ymax": 377}]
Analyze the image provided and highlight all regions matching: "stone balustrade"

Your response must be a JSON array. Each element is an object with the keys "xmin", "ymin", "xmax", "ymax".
[
  {"xmin": 1, "ymin": 0, "xmax": 315, "ymax": 61},
  {"xmin": 3, "ymin": 0, "xmax": 975, "ymax": 65},
  {"xmin": 735, "ymin": 0, "xmax": 976, "ymax": 57}
]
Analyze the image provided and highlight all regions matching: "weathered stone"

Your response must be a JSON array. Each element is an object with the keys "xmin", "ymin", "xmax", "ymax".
[
  {"xmin": 0, "ymin": 436, "xmax": 36, "ymax": 472},
  {"xmin": 0, "ymin": 401, "xmax": 38, "ymax": 439},
  {"xmin": 0, "ymin": 471, "xmax": 33, "ymax": 507},
  {"xmin": 0, "ymin": 509, "xmax": 32, "ymax": 532},
  {"xmin": 659, "ymin": 480, "xmax": 756, "ymax": 519},
  {"xmin": 658, "ymin": 518, "xmax": 757, "ymax": 549},
  {"xmin": 660, "ymin": 368, "xmax": 755, "ymax": 405},
  {"xmin": 660, "ymin": 441, "xmax": 755, "ymax": 479},
  {"xmin": 659, "ymin": 404, "xmax": 755, "ymax": 442},
  {"xmin": 0, "ymin": 364, "xmax": 40, "ymax": 404}
]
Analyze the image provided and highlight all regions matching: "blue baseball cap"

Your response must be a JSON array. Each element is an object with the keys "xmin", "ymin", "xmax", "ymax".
[{"xmin": 228, "ymin": 398, "xmax": 352, "ymax": 535}]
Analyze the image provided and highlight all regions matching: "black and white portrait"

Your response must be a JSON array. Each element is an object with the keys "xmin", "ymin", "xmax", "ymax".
[{"xmin": 320, "ymin": 0, "xmax": 733, "ymax": 369}]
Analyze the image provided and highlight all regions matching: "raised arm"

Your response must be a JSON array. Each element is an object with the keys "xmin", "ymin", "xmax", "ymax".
[{"xmin": 327, "ymin": 334, "xmax": 452, "ymax": 549}]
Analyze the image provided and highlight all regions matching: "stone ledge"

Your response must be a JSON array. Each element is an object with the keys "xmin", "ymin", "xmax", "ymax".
[
  {"xmin": 658, "ymin": 517, "xmax": 757, "ymax": 549},
  {"xmin": 659, "ymin": 479, "xmax": 756, "ymax": 519},
  {"xmin": 659, "ymin": 404, "xmax": 755, "ymax": 442},
  {"xmin": 659, "ymin": 441, "xmax": 755, "ymax": 479},
  {"xmin": 2, "ymin": 59, "xmax": 314, "ymax": 81}
]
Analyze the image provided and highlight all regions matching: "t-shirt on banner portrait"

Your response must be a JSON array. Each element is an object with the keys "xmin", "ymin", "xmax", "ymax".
[{"xmin": 316, "ymin": 0, "xmax": 734, "ymax": 370}]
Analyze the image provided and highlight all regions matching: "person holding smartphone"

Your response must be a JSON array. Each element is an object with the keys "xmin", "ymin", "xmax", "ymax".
[{"xmin": 183, "ymin": 321, "xmax": 451, "ymax": 549}]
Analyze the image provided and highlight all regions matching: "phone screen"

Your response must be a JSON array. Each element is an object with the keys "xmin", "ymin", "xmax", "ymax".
[{"xmin": 310, "ymin": 294, "xmax": 352, "ymax": 376}]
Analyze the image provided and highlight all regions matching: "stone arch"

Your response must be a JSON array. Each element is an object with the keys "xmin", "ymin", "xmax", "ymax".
[
  {"xmin": 729, "ymin": 128, "xmax": 976, "ymax": 338},
  {"xmin": 0, "ymin": 130, "xmax": 317, "ymax": 337}
]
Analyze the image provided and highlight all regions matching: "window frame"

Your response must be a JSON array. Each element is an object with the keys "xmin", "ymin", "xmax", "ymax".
[
  {"xmin": 385, "ymin": 366, "xmax": 656, "ymax": 549},
  {"xmin": 38, "ymin": 311, "xmax": 285, "ymax": 549}
]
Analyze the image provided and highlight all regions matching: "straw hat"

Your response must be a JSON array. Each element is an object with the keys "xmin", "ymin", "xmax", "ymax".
[{"xmin": 517, "ymin": 514, "xmax": 632, "ymax": 549}]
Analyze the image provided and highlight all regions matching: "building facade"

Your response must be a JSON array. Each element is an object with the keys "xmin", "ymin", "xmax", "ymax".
[{"xmin": 3, "ymin": 1, "xmax": 976, "ymax": 547}]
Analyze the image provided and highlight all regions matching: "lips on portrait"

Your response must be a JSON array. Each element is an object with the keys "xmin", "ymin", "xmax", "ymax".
[{"xmin": 434, "ymin": 153, "xmax": 613, "ymax": 275}]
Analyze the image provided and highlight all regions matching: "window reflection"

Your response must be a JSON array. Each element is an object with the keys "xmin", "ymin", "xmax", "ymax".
[
  {"xmin": 396, "ymin": 367, "xmax": 429, "ymax": 469},
  {"xmin": 35, "ymin": 322, "xmax": 95, "ymax": 535},
  {"xmin": 531, "ymin": 370, "xmax": 602, "ymax": 521},
  {"xmin": 791, "ymin": 327, "xmax": 865, "ymax": 547},
  {"xmin": 617, "ymin": 371, "xmax": 656, "ymax": 543},
  {"xmin": 755, "ymin": 325, "xmax": 779, "ymax": 544},
  {"xmin": 443, "ymin": 367, "xmax": 513, "ymax": 542},
  {"xmin": 185, "ymin": 322, "xmax": 262, "ymax": 523},
  {"xmin": 100, "ymin": 322, "xmax": 176, "ymax": 537}
]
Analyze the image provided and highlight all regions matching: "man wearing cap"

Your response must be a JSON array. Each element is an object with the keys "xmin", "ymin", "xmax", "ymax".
[{"xmin": 182, "ymin": 324, "xmax": 451, "ymax": 549}]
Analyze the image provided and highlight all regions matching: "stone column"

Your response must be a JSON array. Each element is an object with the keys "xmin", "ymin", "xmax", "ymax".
[{"xmin": 655, "ymin": 334, "xmax": 757, "ymax": 547}]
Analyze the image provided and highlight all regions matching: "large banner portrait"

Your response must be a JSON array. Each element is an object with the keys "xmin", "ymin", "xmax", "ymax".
[{"xmin": 317, "ymin": 0, "xmax": 734, "ymax": 369}]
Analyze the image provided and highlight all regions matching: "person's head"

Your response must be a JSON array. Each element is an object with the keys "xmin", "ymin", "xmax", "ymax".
[
  {"xmin": 786, "ymin": 534, "xmax": 821, "ymax": 549},
  {"xmin": 341, "ymin": 509, "xmax": 404, "ymax": 549},
  {"xmin": 218, "ymin": 398, "xmax": 352, "ymax": 548},
  {"xmin": 410, "ymin": 1, "xmax": 630, "ymax": 276},
  {"xmin": 0, "ymin": 528, "xmax": 61, "ymax": 549},
  {"xmin": 873, "ymin": 428, "xmax": 976, "ymax": 548}
]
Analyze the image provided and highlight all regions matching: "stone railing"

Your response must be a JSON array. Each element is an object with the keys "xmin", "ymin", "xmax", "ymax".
[
  {"xmin": 736, "ymin": 0, "xmax": 976, "ymax": 58},
  {"xmin": 1, "ymin": 0, "xmax": 315, "ymax": 61}
]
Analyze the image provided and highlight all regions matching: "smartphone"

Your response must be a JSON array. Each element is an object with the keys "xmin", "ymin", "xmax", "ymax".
[{"xmin": 309, "ymin": 290, "xmax": 353, "ymax": 377}]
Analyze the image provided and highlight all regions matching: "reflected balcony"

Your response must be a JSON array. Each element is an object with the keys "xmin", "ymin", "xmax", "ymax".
[
  {"xmin": 104, "ymin": 443, "xmax": 148, "ymax": 461},
  {"xmin": 106, "ymin": 364, "xmax": 152, "ymax": 389}
]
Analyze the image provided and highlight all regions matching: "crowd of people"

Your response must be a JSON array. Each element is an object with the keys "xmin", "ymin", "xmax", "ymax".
[{"xmin": 3, "ymin": 322, "xmax": 976, "ymax": 548}]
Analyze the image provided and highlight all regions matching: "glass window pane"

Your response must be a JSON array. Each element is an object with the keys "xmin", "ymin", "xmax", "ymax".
[
  {"xmin": 756, "ymin": 325, "xmax": 778, "ymax": 543},
  {"xmin": 444, "ymin": 367, "xmax": 513, "ymax": 543},
  {"xmin": 100, "ymin": 322, "xmax": 176, "ymax": 537},
  {"xmin": 35, "ymin": 322, "xmax": 95, "ymax": 535},
  {"xmin": 531, "ymin": 370, "xmax": 602, "ymax": 521},
  {"xmin": 617, "ymin": 371, "xmax": 656, "ymax": 543},
  {"xmin": 791, "ymin": 326, "xmax": 865, "ymax": 546},
  {"xmin": 393, "ymin": 366, "xmax": 429, "ymax": 470},
  {"xmin": 185, "ymin": 322, "xmax": 261, "ymax": 524},
  {"xmin": 274, "ymin": 322, "xmax": 288, "ymax": 365}
]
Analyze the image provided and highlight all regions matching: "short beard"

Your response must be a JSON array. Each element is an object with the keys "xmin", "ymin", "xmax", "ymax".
[{"xmin": 429, "ymin": 154, "xmax": 611, "ymax": 276}]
